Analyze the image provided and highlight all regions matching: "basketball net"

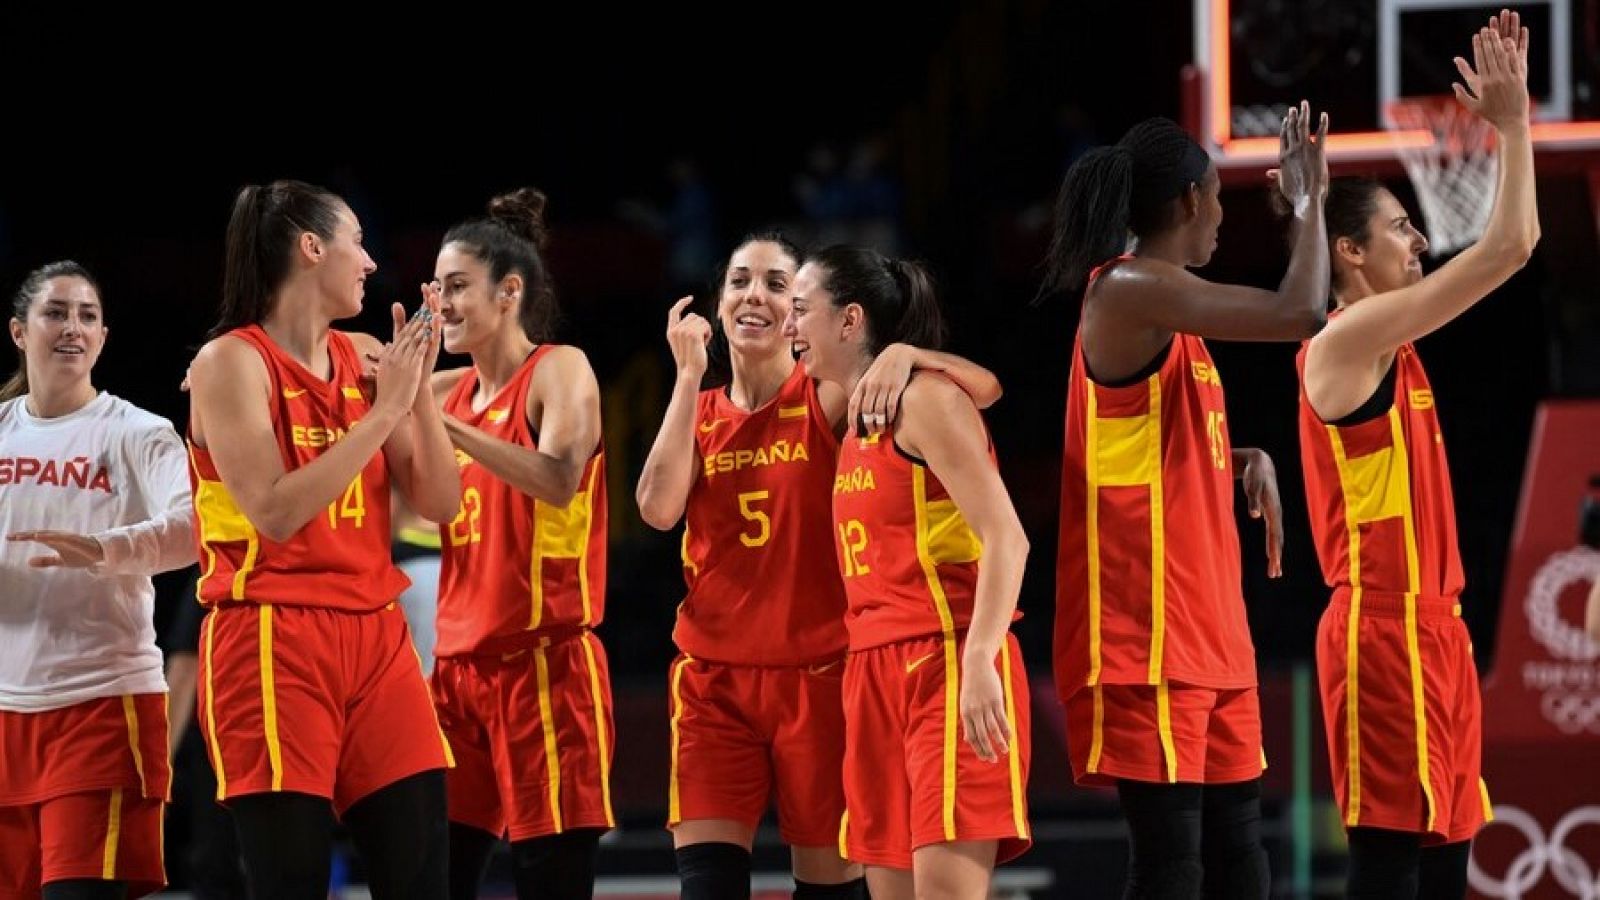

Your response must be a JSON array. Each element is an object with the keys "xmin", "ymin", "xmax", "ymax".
[{"xmin": 1385, "ymin": 95, "xmax": 1499, "ymax": 255}]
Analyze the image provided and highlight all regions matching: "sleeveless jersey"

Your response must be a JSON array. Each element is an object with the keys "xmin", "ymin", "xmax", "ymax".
[
  {"xmin": 1297, "ymin": 341, "xmax": 1464, "ymax": 600},
  {"xmin": 435, "ymin": 346, "xmax": 608, "ymax": 656},
  {"xmin": 189, "ymin": 325, "xmax": 407, "ymax": 610},
  {"xmin": 674, "ymin": 365, "xmax": 847, "ymax": 666},
  {"xmin": 1055, "ymin": 261, "xmax": 1254, "ymax": 693}
]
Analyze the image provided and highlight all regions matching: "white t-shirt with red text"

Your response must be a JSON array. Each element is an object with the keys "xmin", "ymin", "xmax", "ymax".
[{"xmin": 0, "ymin": 392, "xmax": 195, "ymax": 711}]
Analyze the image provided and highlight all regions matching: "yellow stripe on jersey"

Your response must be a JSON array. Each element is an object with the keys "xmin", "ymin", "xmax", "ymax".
[
  {"xmin": 1146, "ymin": 375, "xmax": 1167, "ymax": 685},
  {"xmin": 121, "ymin": 696, "xmax": 148, "ymax": 797},
  {"xmin": 202, "ymin": 612, "xmax": 227, "ymax": 799},
  {"xmin": 1479, "ymin": 778, "xmax": 1494, "ymax": 823},
  {"xmin": 1388, "ymin": 409, "xmax": 1437, "ymax": 833},
  {"xmin": 680, "ymin": 525, "xmax": 699, "ymax": 576},
  {"xmin": 534, "ymin": 646, "xmax": 565, "ymax": 832},
  {"xmin": 912, "ymin": 466, "xmax": 962, "ymax": 841},
  {"xmin": 667, "ymin": 656, "xmax": 693, "ymax": 824},
  {"xmin": 406, "ymin": 639, "xmax": 456, "ymax": 769},
  {"xmin": 576, "ymin": 457, "xmax": 601, "ymax": 626},
  {"xmin": 259, "ymin": 606, "xmax": 284, "ymax": 791},
  {"xmin": 778, "ymin": 404, "xmax": 808, "ymax": 419},
  {"xmin": 580, "ymin": 633, "xmax": 616, "ymax": 827},
  {"xmin": 1156, "ymin": 681, "xmax": 1179, "ymax": 783},
  {"xmin": 1085, "ymin": 388, "xmax": 1104, "ymax": 685},
  {"xmin": 1001, "ymin": 643, "xmax": 1029, "ymax": 839},
  {"xmin": 1087, "ymin": 684, "xmax": 1106, "ymax": 774},
  {"xmin": 529, "ymin": 455, "xmax": 599, "ymax": 630},
  {"xmin": 101, "ymin": 787, "xmax": 123, "ymax": 879},
  {"xmin": 1328, "ymin": 426, "xmax": 1365, "ymax": 826},
  {"xmin": 190, "ymin": 446, "xmax": 260, "ymax": 601}
]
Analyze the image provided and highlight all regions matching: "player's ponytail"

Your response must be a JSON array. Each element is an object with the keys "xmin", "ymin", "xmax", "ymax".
[
  {"xmin": 1045, "ymin": 146, "xmax": 1134, "ymax": 297},
  {"xmin": 214, "ymin": 180, "xmax": 346, "ymax": 338},
  {"xmin": 808, "ymin": 245, "xmax": 946, "ymax": 356},
  {"xmin": 1044, "ymin": 117, "xmax": 1213, "ymax": 297}
]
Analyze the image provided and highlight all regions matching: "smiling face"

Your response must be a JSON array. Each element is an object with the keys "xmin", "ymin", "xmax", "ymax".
[
  {"xmin": 782, "ymin": 260, "xmax": 860, "ymax": 386},
  {"xmin": 10, "ymin": 275, "xmax": 106, "ymax": 389},
  {"xmin": 718, "ymin": 240, "xmax": 800, "ymax": 363},
  {"xmin": 434, "ymin": 242, "xmax": 521, "ymax": 355}
]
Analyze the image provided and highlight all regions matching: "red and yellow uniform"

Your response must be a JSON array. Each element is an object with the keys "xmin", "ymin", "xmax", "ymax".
[
  {"xmin": 1055, "ymin": 263, "xmax": 1263, "ymax": 786},
  {"xmin": 667, "ymin": 365, "xmax": 848, "ymax": 846},
  {"xmin": 431, "ymin": 346, "xmax": 614, "ymax": 841},
  {"xmin": 831, "ymin": 417, "xmax": 1031, "ymax": 869},
  {"xmin": 1298, "ymin": 340, "xmax": 1489, "ymax": 843},
  {"xmin": 0, "ymin": 695, "xmax": 169, "ymax": 897},
  {"xmin": 189, "ymin": 325, "xmax": 451, "ymax": 812}
]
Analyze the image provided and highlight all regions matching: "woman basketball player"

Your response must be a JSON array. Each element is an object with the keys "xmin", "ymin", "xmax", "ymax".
[
  {"xmin": 422, "ymin": 189, "xmax": 614, "ymax": 899},
  {"xmin": 1045, "ymin": 107, "xmax": 1331, "ymax": 897},
  {"xmin": 1295, "ymin": 13, "xmax": 1535, "ymax": 897},
  {"xmin": 0, "ymin": 262, "xmax": 195, "ymax": 899},
  {"xmin": 781, "ymin": 245, "xmax": 1031, "ymax": 900},
  {"xmin": 636, "ymin": 232, "xmax": 1001, "ymax": 899},
  {"xmin": 185, "ymin": 180, "xmax": 461, "ymax": 898}
]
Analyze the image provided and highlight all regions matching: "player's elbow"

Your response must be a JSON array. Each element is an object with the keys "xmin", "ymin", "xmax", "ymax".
[
  {"xmin": 254, "ymin": 513, "xmax": 302, "ymax": 545},
  {"xmin": 636, "ymin": 492, "xmax": 682, "ymax": 531},
  {"xmin": 1289, "ymin": 304, "xmax": 1329, "ymax": 339}
]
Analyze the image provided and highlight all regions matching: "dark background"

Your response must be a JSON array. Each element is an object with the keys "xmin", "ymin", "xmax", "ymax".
[{"xmin": 4, "ymin": 2, "xmax": 1597, "ymax": 889}]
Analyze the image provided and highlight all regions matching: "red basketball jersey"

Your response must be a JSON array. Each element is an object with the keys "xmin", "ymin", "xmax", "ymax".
[
  {"xmin": 189, "ymin": 325, "xmax": 408, "ymax": 610},
  {"xmin": 831, "ymin": 403, "xmax": 1005, "ymax": 651},
  {"xmin": 1297, "ymin": 341, "xmax": 1464, "ymax": 600},
  {"xmin": 1055, "ymin": 277, "xmax": 1253, "ymax": 694},
  {"xmin": 673, "ymin": 365, "xmax": 847, "ymax": 666},
  {"xmin": 435, "ymin": 346, "xmax": 608, "ymax": 657}
]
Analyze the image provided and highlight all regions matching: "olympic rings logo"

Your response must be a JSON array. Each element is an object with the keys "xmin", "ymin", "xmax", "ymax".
[
  {"xmin": 1468, "ymin": 805, "xmax": 1600, "ymax": 898},
  {"xmin": 1541, "ymin": 693, "xmax": 1600, "ymax": 735},
  {"xmin": 1525, "ymin": 547, "xmax": 1600, "ymax": 663}
]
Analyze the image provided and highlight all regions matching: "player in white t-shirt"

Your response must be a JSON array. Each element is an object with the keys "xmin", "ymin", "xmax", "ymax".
[{"xmin": 0, "ymin": 261, "xmax": 195, "ymax": 899}]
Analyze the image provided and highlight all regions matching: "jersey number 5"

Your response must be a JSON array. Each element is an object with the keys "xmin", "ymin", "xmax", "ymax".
[{"xmin": 737, "ymin": 490, "xmax": 771, "ymax": 548}]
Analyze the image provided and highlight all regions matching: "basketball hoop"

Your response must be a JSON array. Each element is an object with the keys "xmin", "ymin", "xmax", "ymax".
[{"xmin": 1384, "ymin": 95, "xmax": 1499, "ymax": 255}]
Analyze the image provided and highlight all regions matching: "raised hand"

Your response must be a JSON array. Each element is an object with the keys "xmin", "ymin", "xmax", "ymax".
[
  {"xmin": 374, "ymin": 302, "xmax": 434, "ymax": 416},
  {"xmin": 1269, "ymin": 100, "xmax": 1331, "ymax": 214},
  {"xmin": 666, "ymin": 296, "xmax": 712, "ymax": 379},
  {"xmin": 1453, "ymin": 10, "xmax": 1530, "ymax": 131}
]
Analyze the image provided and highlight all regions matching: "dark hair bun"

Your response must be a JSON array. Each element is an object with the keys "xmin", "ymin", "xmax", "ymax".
[{"xmin": 487, "ymin": 188, "xmax": 549, "ymax": 250}]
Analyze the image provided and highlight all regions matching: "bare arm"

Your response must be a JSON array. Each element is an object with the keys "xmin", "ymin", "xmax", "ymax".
[
  {"xmin": 445, "ymin": 346, "xmax": 601, "ymax": 506},
  {"xmin": 897, "ymin": 376, "xmax": 1029, "ymax": 764},
  {"xmin": 637, "ymin": 296, "xmax": 709, "ymax": 529},
  {"xmin": 1094, "ymin": 102, "xmax": 1330, "ymax": 347},
  {"xmin": 1306, "ymin": 16, "xmax": 1539, "ymax": 420},
  {"xmin": 830, "ymin": 344, "xmax": 1005, "ymax": 437},
  {"xmin": 190, "ymin": 321, "xmax": 428, "ymax": 543}
]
